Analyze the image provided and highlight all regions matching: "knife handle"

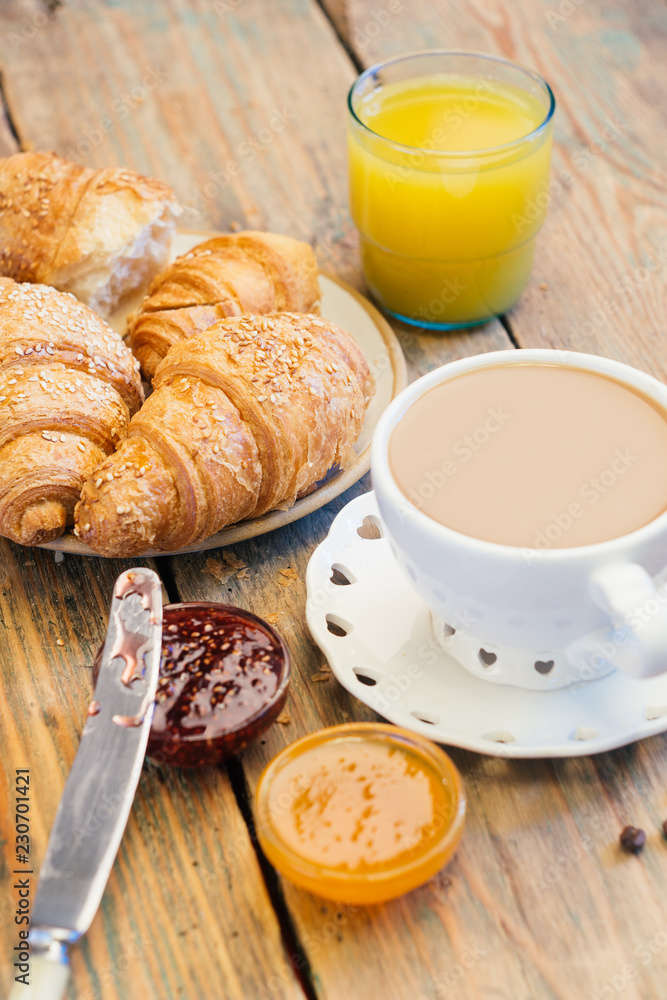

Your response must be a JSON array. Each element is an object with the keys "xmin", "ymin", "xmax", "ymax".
[{"xmin": 9, "ymin": 941, "xmax": 70, "ymax": 1000}]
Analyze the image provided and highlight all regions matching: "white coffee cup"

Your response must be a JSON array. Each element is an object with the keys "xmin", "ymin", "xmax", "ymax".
[{"xmin": 371, "ymin": 349, "xmax": 667, "ymax": 689}]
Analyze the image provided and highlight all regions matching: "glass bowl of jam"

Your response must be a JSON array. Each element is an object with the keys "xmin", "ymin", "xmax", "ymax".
[
  {"xmin": 255, "ymin": 722, "xmax": 466, "ymax": 904},
  {"xmin": 94, "ymin": 602, "xmax": 290, "ymax": 767}
]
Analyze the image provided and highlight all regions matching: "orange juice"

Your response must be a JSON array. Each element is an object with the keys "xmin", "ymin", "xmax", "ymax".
[{"xmin": 348, "ymin": 56, "xmax": 554, "ymax": 327}]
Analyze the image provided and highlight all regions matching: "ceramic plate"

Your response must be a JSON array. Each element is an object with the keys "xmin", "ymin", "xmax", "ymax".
[
  {"xmin": 41, "ymin": 232, "xmax": 407, "ymax": 557},
  {"xmin": 306, "ymin": 491, "xmax": 667, "ymax": 758}
]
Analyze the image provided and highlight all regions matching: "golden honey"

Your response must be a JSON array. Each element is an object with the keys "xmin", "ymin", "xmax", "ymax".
[{"xmin": 255, "ymin": 723, "xmax": 466, "ymax": 904}]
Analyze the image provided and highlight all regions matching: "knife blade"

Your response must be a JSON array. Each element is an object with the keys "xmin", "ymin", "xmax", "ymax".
[{"xmin": 10, "ymin": 568, "xmax": 163, "ymax": 1000}]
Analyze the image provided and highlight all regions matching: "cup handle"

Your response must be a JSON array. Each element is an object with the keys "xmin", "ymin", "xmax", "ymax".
[{"xmin": 585, "ymin": 563, "xmax": 667, "ymax": 679}]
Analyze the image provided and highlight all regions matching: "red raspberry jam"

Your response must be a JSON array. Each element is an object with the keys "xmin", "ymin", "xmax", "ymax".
[{"xmin": 94, "ymin": 602, "xmax": 290, "ymax": 767}]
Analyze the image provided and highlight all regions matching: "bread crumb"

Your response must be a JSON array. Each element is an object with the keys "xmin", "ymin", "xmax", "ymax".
[
  {"xmin": 539, "ymin": 282, "xmax": 548, "ymax": 291},
  {"xmin": 205, "ymin": 552, "xmax": 247, "ymax": 584},
  {"xmin": 278, "ymin": 566, "xmax": 298, "ymax": 587},
  {"xmin": 265, "ymin": 613, "xmax": 281, "ymax": 625},
  {"xmin": 319, "ymin": 662, "xmax": 332, "ymax": 673},
  {"xmin": 311, "ymin": 674, "xmax": 330, "ymax": 683},
  {"xmin": 224, "ymin": 552, "xmax": 247, "ymax": 571},
  {"xmin": 229, "ymin": 220, "xmax": 241, "ymax": 232},
  {"xmin": 276, "ymin": 709, "xmax": 291, "ymax": 725},
  {"xmin": 205, "ymin": 557, "xmax": 223, "ymax": 577},
  {"xmin": 56, "ymin": 638, "xmax": 64, "ymax": 647}
]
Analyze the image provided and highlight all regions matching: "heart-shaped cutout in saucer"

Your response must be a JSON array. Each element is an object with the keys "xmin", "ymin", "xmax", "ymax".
[
  {"xmin": 479, "ymin": 649, "xmax": 497, "ymax": 666},
  {"xmin": 535, "ymin": 659, "xmax": 555, "ymax": 674}
]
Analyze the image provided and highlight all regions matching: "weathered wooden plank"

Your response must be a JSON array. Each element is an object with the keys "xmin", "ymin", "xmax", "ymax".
[{"xmin": 0, "ymin": 0, "xmax": 513, "ymax": 998}]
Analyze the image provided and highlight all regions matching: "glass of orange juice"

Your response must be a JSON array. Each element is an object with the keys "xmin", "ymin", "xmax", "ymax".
[{"xmin": 348, "ymin": 51, "xmax": 555, "ymax": 328}]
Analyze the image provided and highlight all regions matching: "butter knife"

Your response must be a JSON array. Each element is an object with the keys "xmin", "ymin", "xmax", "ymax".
[{"xmin": 10, "ymin": 568, "xmax": 163, "ymax": 1000}]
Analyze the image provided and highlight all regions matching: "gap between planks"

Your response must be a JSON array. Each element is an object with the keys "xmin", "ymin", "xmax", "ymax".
[
  {"xmin": 226, "ymin": 755, "xmax": 320, "ymax": 1000},
  {"xmin": 498, "ymin": 314, "xmax": 522, "ymax": 349},
  {"xmin": 156, "ymin": 558, "xmax": 181, "ymax": 608},
  {"xmin": 313, "ymin": 0, "xmax": 365, "ymax": 74},
  {"xmin": 156, "ymin": 555, "xmax": 319, "ymax": 998},
  {"xmin": 0, "ymin": 70, "xmax": 22, "ymax": 150}
]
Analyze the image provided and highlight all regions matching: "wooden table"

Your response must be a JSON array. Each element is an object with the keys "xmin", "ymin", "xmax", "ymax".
[{"xmin": 2, "ymin": 2, "xmax": 667, "ymax": 998}]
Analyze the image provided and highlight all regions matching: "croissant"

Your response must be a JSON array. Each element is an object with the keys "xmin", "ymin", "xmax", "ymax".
[
  {"xmin": 127, "ymin": 231, "xmax": 320, "ymax": 378},
  {"xmin": 0, "ymin": 278, "xmax": 143, "ymax": 546},
  {"xmin": 74, "ymin": 312, "xmax": 373, "ymax": 556},
  {"xmin": 0, "ymin": 151, "xmax": 180, "ymax": 316}
]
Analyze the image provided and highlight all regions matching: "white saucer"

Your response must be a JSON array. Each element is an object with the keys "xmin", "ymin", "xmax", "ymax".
[{"xmin": 305, "ymin": 492, "xmax": 667, "ymax": 758}]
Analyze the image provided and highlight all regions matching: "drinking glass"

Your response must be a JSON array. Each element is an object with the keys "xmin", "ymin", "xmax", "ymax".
[{"xmin": 348, "ymin": 51, "xmax": 555, "ymax": 329}]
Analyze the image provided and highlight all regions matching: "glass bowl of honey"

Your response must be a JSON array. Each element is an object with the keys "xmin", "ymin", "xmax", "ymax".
[{"xmin": 255, "ymin": 722, "xmax": 466, "ymax": 904}]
